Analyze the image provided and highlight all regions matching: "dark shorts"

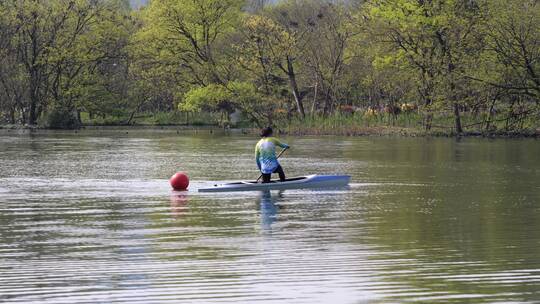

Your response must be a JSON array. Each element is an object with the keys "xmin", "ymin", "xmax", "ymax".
[{"xmin": 262, "ymin": 165, "xmax": 286, "ymax": 183}]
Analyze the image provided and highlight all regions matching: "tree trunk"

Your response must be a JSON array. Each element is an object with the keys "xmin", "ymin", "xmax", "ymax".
[
  {"xmin": 448, "ymin": 69, "xmax": 462, "ymax": 134},
  {"xmin": 322, "ymin": 87, "xmax": 332, "ymax": 116},
  {"xmin": 424, "ymin": 113, "xmax": 433, "ymax": 131},
  {"xmin": 9, "ymin": 108, "xmax": 16, "ymax": 124},
  {"xmin": 419, "ymin": 70, "xmax": 434, "ymax": 131},
  {"xmin": 485, "ymin": 94, "xmax": 498, "ymax": 132},
  {"xmin": 423, "ymin": 96, "xmax": 433, "ymax": 131},
  {"xmin": 127, "ymin": 98, "xmax": 148, "ymax": 125},
  {"xmin": 29, "ymin": 92, "xmax": 38, "ymax": 125},
  {"xmin": 310, "ymin": 81, "xmax": 318, "ymax": 116},
  {"xmin": 453, "ymin": 102, "xmax": 463, "ymax": 134},
  {"xmin": 286, "ymin": 57, "xmax": 305, "ymax": 119},
  {"xmin": 28, "ymin": 67, "xmax": 40, "ymax": 125}
]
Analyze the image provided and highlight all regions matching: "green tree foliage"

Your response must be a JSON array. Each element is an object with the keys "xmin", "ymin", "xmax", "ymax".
[
  {"xmin": 235, "ymin": 14, "xmax": 300, "ymax": 119},
  {"xmin": 0, "ymin": 0, "xmax": 134, "ymax": 127},
  {"xmin": 365, "ymin": 0, "xmax": 486, "ymax": 131},
  {"xmin": 293, "ymin": 1, "xmax": 356, "ymax": 115},
  {"xmin": 0, "ymin": 4, "xmax": 26, "ymax": 124},
  {"xmin": 129, "ymin": 0, "xmax": 245, "ymax": 125},
  {"xmin": 0, "ymin": 0, "xmax": 538, "ymax": 133},
  {"xmin": 484, "ymin": 0, "xmax": 540, "ymax": 98},
  {"xmin": 181, "ymin": 84, "xmax": 232, "ymax": 113},
  {"xmin": 181, "ymin": 81, "xmax": 279, "ymax": 127},
  {"xmin": 135, "ymin": 0, "xmax": 243, "ymax": 85}
]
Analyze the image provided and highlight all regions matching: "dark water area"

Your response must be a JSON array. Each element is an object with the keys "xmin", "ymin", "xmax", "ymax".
[{"xmin": 1, "ymin": 128, "xmax": 539, "ymax": 303}]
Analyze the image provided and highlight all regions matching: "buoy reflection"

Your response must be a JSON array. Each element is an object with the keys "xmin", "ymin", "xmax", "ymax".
[{"xmin": 170, "ymin": 193, "xmax": 189, "ymax": 218}]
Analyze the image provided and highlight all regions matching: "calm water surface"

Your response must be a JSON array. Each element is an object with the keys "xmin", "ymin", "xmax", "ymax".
[{"xmin": 0, "ymin": 128, "xmax": 539, "ymax": 303}]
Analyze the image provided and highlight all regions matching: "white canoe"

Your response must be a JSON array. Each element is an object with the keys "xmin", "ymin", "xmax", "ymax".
[{"xmin": 198, "ymin": 174, "xmax": 351, "ymax": 193}]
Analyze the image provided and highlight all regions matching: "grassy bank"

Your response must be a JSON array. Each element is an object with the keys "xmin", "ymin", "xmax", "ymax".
[
  {"xmin": 280, "ymin": 112, "xmax": 540, "ymax": 138},
  {"xmin": 80, "ymin": 111, "xmax": 222, "ymax": 126},
  {"xmin": 2, "ymin": 111, "xmax": 538, "ymax": 138},
  {"xmin": 0, "ymin": 111, "xmax": 222, "ymax": 129}
]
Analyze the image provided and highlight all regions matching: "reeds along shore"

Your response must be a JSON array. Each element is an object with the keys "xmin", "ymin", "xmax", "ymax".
[{"xmin": 3, "ymin": 110, "xmax": 537, "ymax": 138}]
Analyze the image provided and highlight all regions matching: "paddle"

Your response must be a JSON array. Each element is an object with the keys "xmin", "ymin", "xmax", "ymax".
[{"xmin": 256, "ymin": 147, "xmax": 288, "ymax": 183}]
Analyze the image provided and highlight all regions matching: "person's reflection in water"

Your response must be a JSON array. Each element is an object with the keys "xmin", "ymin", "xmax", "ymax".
[
  {"xmin": 259, "ymin": 190, "xmax": 283, "ymax": 232},
  {"xmin": 170, "ymin": 194, "xmax": 189, "ymax": 218}
]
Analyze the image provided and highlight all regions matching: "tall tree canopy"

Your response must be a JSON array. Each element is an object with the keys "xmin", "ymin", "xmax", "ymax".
[{"xmin": 0, "ymin": 0, "xmax": 538, "ymax": 133}]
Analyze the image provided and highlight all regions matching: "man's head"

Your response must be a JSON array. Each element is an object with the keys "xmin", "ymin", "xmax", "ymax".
[{"xmin": 260, "ymin": 126, "xmax": 273, "ymax": 137}]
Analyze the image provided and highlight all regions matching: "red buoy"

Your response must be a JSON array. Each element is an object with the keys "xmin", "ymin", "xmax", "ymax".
[{"xmin": 170, "ymin": 172, "xmax": 189, "ymax": 190}]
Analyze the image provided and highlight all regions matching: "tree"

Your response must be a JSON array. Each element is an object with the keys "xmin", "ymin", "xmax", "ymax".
[
  {"xmin": 11, "ymin": 0, "xmax": 78, "ymax": 124},
  {"xmin": 484, "ymin": 0, "xmax": 540, "ymax": 99},
  {"xmin": 0, "ymin": 4, "xmax": 27, "ymax": 124},
  {"xmin": 181, "ymin": 81, "xmax": 278, "ymax": 127},
  {"xmin": 73, "ymin": 1, "xmax": 139, "ymax": 124},
  {"xmin": 3, "ymin": 0, "xmax": 127, "ymax": 125},
  {"xmin": 136, "ymin": 0, "xmax": 243, "ymax": 87},
  {"xmin": 297, "ymin": 0, "xmax": 357, "ymax": 115},
  {"xmin": 366, "ymin": 0, "xmax": 485, "ymax": 133},
  {"xmin": 240, "ymin": 8, "xmax": 307, "ymax": 118}
]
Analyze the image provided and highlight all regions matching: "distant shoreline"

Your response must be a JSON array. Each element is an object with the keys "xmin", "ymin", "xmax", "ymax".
[{"xmin": 1, "ymin": 124, "xmax": 538, "ymax": 139}]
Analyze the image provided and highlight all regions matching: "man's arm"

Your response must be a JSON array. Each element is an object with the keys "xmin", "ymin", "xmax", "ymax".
[
  {"xmin": 255, "ymin": 145, "xmax": 261, "ymax": 170},
  {"xmin": 272, "ymin": 138, "xmax": 289, "ymax": 149}
]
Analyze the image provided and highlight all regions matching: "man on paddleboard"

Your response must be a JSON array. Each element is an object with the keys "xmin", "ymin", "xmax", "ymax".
[{"xmin": 255, "ymin": 127, "xmax": 289, "ymax": 183}]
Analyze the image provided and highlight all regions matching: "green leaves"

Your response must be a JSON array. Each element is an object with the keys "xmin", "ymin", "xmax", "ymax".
[
  {"xmin": 137, "ymin": 0, "xmax": 243, "ymax": 83},
  {"xmin": 181, "ymin": 84, "xmax": 231, "ymax": 112},
  {"xmin": 0, "ymin": 0, "xmax": 538, "ymax": 132}
]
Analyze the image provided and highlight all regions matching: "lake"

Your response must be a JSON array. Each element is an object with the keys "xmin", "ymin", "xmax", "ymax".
[{"xmin": 1, "ymin": 128, "xmax": 539, "ymax": 303}]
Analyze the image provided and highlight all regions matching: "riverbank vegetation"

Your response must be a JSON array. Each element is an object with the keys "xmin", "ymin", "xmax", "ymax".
[{"xmin": 0, "ymin": 0, "xmax": 539, "ymax": 136}]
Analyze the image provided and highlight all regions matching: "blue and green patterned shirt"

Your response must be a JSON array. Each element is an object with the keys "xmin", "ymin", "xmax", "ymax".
[{"xmin": 255, "ymin": 137, "xmax": 289, "ymax": 174}]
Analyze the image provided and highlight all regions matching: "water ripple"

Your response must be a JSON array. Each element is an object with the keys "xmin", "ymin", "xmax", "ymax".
[{"xmin": 2, "ymin": 131, "xmax": 540, "ymax": 303}]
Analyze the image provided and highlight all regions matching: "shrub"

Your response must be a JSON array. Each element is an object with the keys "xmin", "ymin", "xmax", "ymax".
[{"xmin": 46, "ymin": 107, "xmax": 81, "ymax": 129}]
